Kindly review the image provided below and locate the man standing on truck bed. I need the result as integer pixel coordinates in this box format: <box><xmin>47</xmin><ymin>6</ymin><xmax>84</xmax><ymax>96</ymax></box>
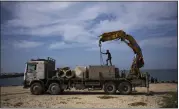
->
<box><xmin>101</xmin><ymin>50</ymin><xmax>112</xmax><ymax>66</ymax></box>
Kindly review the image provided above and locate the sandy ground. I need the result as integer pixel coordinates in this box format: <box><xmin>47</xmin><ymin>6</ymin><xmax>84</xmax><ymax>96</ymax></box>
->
<box><xmin>1</xmin><ymin>83</ymin><xmax>178</xmax><ymax>108</ymax></box>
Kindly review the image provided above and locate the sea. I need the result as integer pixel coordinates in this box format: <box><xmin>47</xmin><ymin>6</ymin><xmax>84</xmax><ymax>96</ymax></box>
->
<box><xmin>0</xmin><ymin>69</ymin><xmax>178</xmax><ymax>87</ymax></box>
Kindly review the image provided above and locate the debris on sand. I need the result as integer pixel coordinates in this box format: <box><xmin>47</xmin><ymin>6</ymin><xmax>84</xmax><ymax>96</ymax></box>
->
<box><xmin>68</xmin><ymin>97</ymin><xmax>81</xmax><ymax>99</ymax></box>
<box><xmin>97</xmin><ymin>95</ymin><xmax>117</xmax><ymax>99</ymax></box>
<box><xmin>128</xmin><ymin>102</ymin><xmax>147</xmax><ymax>106</ymax></box>
<box><xmin>59</xmin><ymin>101</ymin><xmax>67</xmax><ymax>104</ymax></box>
<box><xmin>14</xmin><ymin>102</ymin><xmax>23</xmax><ymax>107</ymax></box>
<box><xmin>160</xmin><ymin>92</ymin><xmax>178</xmax><ymax>108</ymax></box>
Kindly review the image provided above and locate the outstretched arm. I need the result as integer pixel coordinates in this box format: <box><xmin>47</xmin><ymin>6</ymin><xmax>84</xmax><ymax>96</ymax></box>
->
<box><xmin>101</xmin><ymin>51</ymin><xmax>107</xmax><ymax>54</ymax></box>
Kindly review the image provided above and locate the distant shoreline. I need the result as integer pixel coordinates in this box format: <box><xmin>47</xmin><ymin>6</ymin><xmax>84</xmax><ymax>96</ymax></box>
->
<box><xmin>0</xmin><ymin>74</ymin><xmax>24</xmax><ymax>79</ymax></box>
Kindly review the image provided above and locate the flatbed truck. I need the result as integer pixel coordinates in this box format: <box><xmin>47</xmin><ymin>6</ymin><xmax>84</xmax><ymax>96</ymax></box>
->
<box><xmin>23</xmin><ymin>57</ymin><xmax>150</xmax><ymax>95</ymax></box>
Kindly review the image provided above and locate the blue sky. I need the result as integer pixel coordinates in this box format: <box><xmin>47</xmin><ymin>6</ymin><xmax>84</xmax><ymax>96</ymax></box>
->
<box><xmin>1</xmin><ymin>2</ymin><xmax>178</xmax><ymax>73</ymax></box>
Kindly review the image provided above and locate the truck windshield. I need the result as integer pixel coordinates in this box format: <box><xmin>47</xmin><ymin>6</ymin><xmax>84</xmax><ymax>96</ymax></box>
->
<box><xmin>27</xmin><ymin>64</ymin><xmax>37</xmax><ymax>72</ymax></box>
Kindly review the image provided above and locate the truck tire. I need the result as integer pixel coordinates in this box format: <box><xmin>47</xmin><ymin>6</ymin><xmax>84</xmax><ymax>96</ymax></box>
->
<box><xmin>104</xmin><ymin>82</ymin><xmax>116</xmax><ymax>94</ymax></box>
<box><xmin>118</xmin><ymin>81</ymin><xmax>132</xmax><ymax>95</ymax></box>
<box><xmin>30</xmin><ymin>82</ymin><xmax>44</xmax><ymax>95</ymax></box>
<box><xmin>48</xmin><ymin>83</ymin><xmax>61</xmax><ymax>95</ymax></box>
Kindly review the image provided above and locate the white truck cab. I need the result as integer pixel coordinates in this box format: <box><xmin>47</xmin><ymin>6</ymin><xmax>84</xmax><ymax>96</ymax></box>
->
<box><xmin>23</xmin><ymin>57</ymin><xmax>55</xmax><ymax>89</ymax></box>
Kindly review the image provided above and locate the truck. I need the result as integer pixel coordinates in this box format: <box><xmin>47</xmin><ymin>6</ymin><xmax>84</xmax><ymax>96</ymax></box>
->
<box><xmin>23</xmin><ymin>57</ymin><xmax>150</xmax><ymax>95</ymax></box>
<box><xmin>23</xmin><ymin>30</ymin><xmax>150</xmax><ymax>95</ymax></box>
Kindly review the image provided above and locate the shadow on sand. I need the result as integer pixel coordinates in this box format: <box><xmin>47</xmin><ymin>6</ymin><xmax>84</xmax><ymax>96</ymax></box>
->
<box><xmin>43</xmin><ymin>91</ymin><xmax>176</xmax><ymax>96</ymax></box>
<box><xmin>1</xmin><ymin>90</ymin><xmax>176</xmax><ymax>96</ymax></box>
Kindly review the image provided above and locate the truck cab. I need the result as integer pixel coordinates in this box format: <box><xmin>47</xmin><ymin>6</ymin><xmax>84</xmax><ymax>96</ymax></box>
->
<box><xmin>23</xmin><ymin>57</ymin><xmax>55</xmax><ymax>92</ymax></box>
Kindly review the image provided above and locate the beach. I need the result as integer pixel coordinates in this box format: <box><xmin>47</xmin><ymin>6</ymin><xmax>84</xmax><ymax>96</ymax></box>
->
<box><xmin>1</xmin><ymin>83</ymin><xmax>177</xmax><ymax>108</ymax></box>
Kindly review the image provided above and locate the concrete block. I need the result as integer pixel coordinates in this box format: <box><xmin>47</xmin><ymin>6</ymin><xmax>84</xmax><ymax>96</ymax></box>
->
<box><xmin>88</xmin><ymin>65</ymin><xmax>116</xmax><ymax>79</ymax></box>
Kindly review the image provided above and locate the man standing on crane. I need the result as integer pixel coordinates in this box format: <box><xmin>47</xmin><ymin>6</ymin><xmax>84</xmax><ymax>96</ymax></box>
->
<box><xmin>101</xmin><ymin>50</ymin><xmax>112</xmax><ymax>66</ymax></box>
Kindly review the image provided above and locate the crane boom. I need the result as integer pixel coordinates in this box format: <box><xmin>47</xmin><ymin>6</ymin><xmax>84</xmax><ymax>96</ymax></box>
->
<box><xmin>98</xmin><ymin>30</ymin><xmax>144</xmax><ymax>78</ymax></box>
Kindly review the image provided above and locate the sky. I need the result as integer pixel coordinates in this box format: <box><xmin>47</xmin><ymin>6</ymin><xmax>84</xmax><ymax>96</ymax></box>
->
<box><xmin>1</xmin><ymin>1</ymin><xmax>178</xmax><ymax>73</ymax></box>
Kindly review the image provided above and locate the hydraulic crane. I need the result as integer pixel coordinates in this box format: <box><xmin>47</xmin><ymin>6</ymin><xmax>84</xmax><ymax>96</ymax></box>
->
<box><xmin>98</xmin><ymin>30</ymin><xmax>144</xmax><ymax>79</ymax></box>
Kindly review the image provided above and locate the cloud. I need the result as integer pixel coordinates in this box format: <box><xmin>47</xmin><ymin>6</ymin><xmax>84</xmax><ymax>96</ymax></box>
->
<box><xmin>13</xmin><ymin>40</ymin><xmax>44</xmax><ymax>48</ymax></box>
<box><xmin>49</xmin><ymin>40</ymin><xmax>98</xmax><ymax>50</ymax></box>
<box><xmin>49</xmin><ymin>42</ymin><xmax>84</xmax><ymax>49</ymax></box>
<box><xmin>140</xmin><ymin>36</ymin><xmax>177</xmax><ymax>48</ymax></box>
<box><xmin>1</xmin><ymin>2</ymin><xmax>177</xmax><ymax>50</ymax></box>
<box><xmin>90</xmin><ymin>2</ymin><xmax>177</xmax><ymax>35</ymax></box>
<box><xmin>86</xmin><ymin>40</ymin><xmax>130</xmax><ymax>51</ymax></box>
<box><xmin>86</xmin><ymin>36</ymin><xmax>177</xmax><ymax>52</ymax></box>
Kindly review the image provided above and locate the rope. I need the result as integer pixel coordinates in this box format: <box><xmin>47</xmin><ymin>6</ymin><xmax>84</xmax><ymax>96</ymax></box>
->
<box><xmin>99</xmin><ymin>44</ymin><xmax>105</xmax><ymax>66</ymax></box>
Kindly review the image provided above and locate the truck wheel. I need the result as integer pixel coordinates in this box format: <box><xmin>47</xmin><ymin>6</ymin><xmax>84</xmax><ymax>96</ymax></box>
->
<box><xmin>30</xmin><ymin>83</ymin><xmax>44</xmax><ymax>95</ymax></box>
<box><xmin>104</xmin><ymin>82</ymin><xmax>116</xmax><ymax>94</ymax></box>
<box><xmin>49</xmin><ymin>83</ymin><xmax>61</xmax><ymax>95</ymax></box>
<box><xmin>118</xmin><ymin>81</ymin><xmax>132</xmax><ymax>95</ymax></box>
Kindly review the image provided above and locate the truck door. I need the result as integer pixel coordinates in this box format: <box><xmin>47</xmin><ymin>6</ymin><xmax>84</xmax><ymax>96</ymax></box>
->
<box><xmin>36</xmin><ymin>62</ymin><xmax>45</xmax><ymax>79</ymax></box>
<box><xmin>25</xmin><ymin>63</ymin><xmax>38</xmax><ymax>81</ymax></box>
